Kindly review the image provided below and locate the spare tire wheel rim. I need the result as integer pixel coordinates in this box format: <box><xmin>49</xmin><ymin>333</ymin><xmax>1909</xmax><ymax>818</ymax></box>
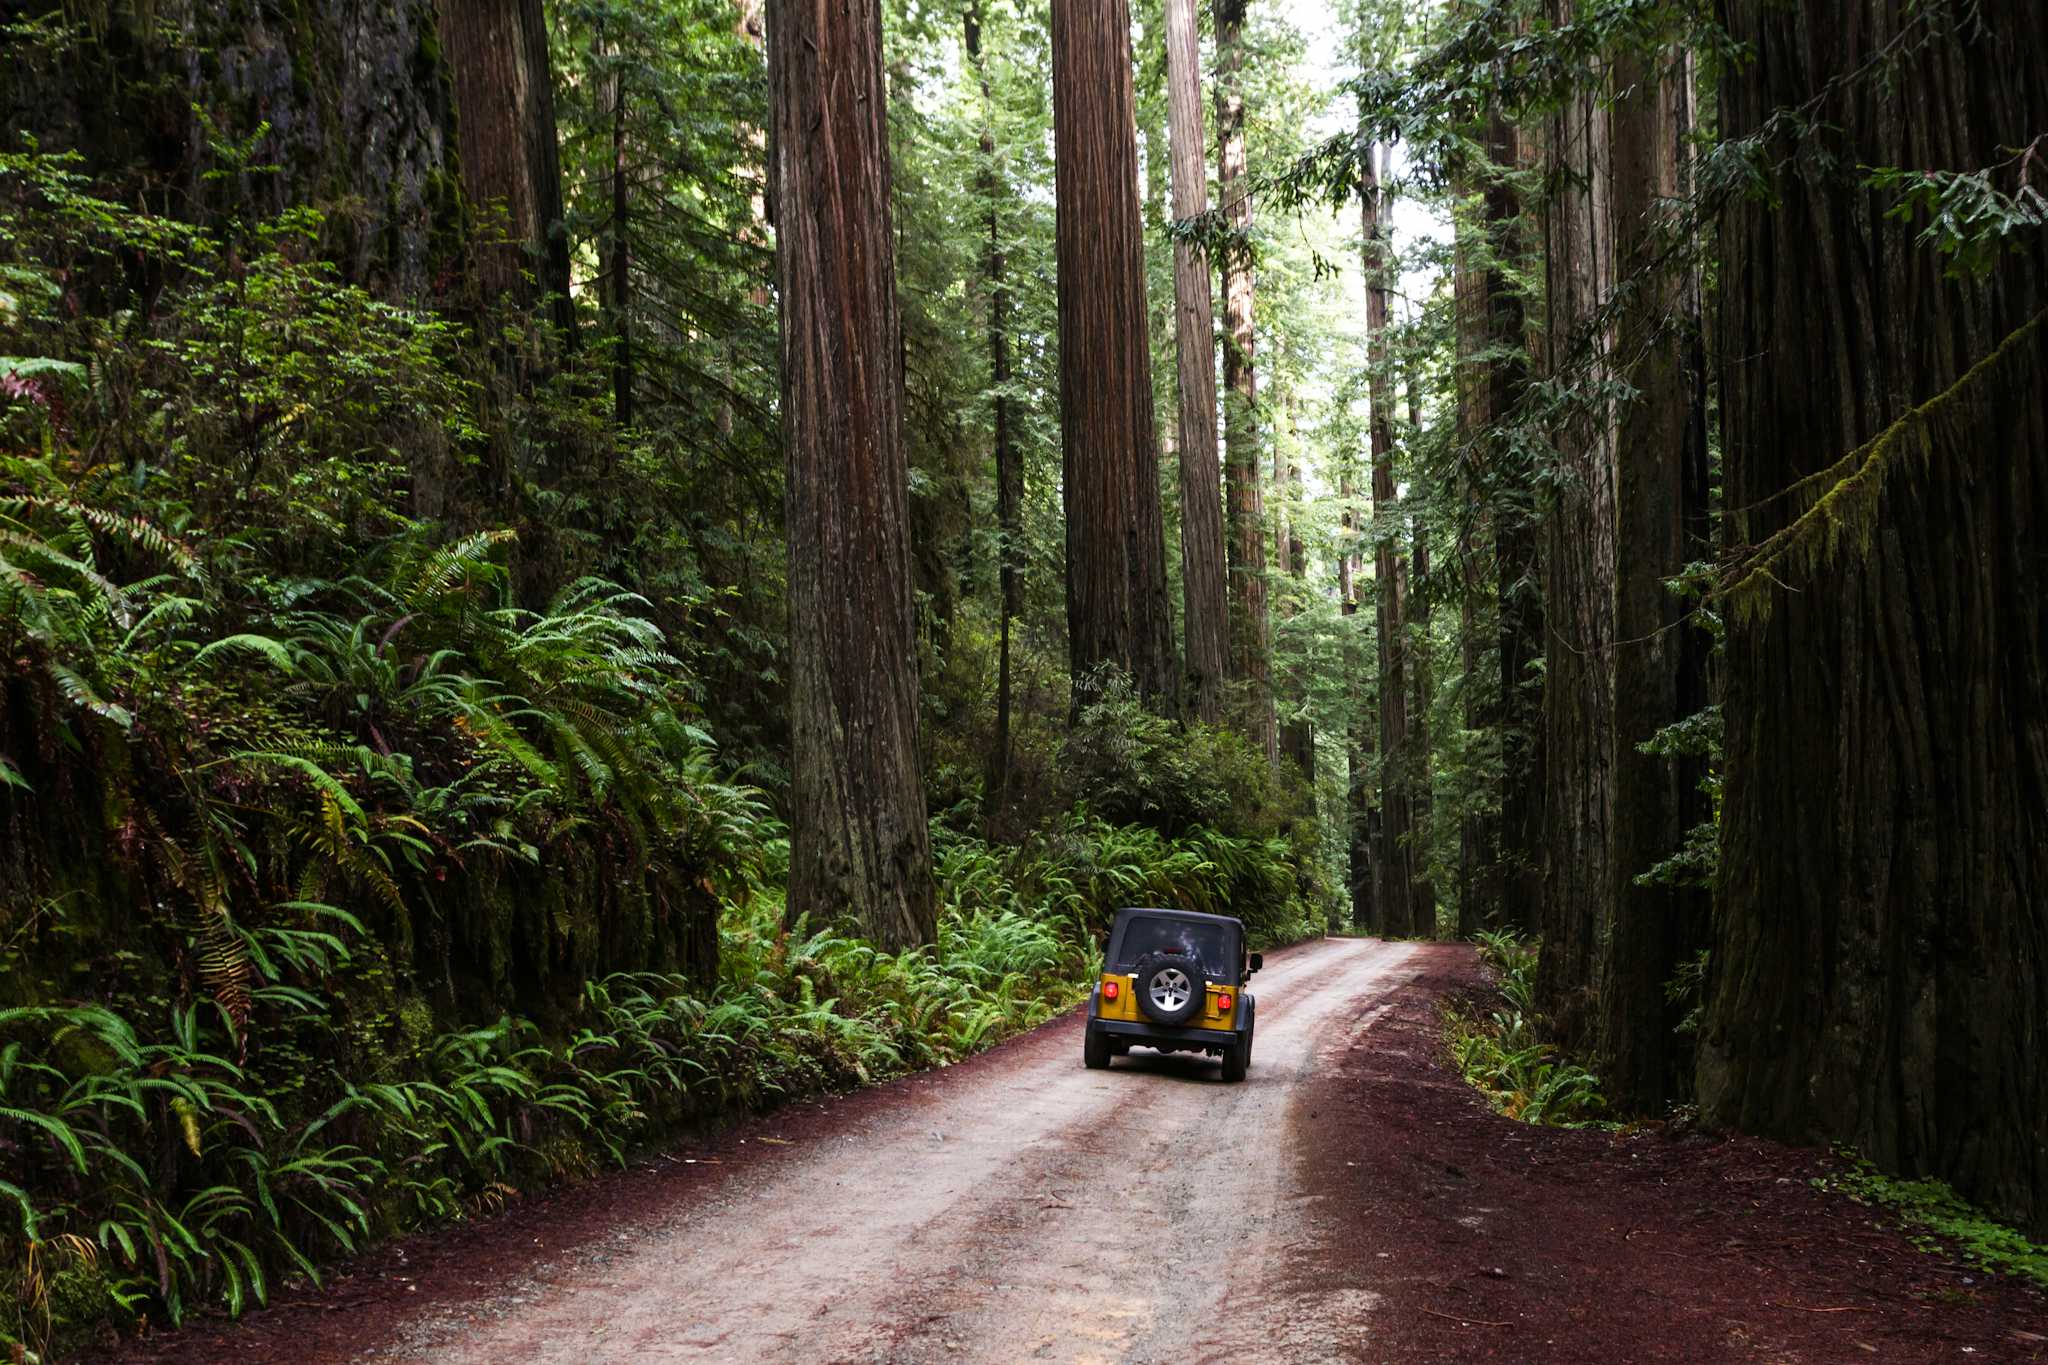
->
<box><xmin>1148</xmin><ymin>966</ymin><xmax>1193</xmax><ymax>1014</ymax></box>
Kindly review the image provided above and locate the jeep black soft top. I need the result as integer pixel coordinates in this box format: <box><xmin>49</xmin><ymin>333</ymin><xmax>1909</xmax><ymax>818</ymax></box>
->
<box><xmin>1103</xmin><ymin>907</ymin><xmax>1246</xmax><ymax>985</ymax></box>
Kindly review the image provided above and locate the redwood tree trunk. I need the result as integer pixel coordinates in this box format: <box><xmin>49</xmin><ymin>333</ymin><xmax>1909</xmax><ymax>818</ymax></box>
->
<box><xmin>964</xmin><ymin>4</ymin><xmax>1021</xmax><ymax>825</ymax></box>
<box><xmin>437</xmin><ymin>0</ymin><xmax>574</xmax><ymax>339</ymax></box>
<box><xmin>607</xmin><ymin>35</ymin><xmax>632</xmax><ymax>427</ymax></box>
<box><xmin>1164</xmin><ymin>0</ymin><xmax>1228</xmax><ymax>726</ymax></box>
<box><xmin>1490</xmin><ymin>111</ymin><xmax>1544</xmax><ymax>939</ymax></box>
<box><xmin>1452</xmin><ymin>193</ymin><xmax>1498</xmax><ymax>938</ymax></box>
<box><xmin>1700</xmin><ymin>0</ymin><xmax>2048</xmax><ymax>1233</ymax></box>
<box><xmin>1536</xmin><ymin>16</ymin><xmax>1614</xmax><ymax>1037</ymax></box>
<box><xmin>1278</xmin><ymin>393</ymin><xmax>1315</xmax><ymax>780</ymax></box>
<box><xmin>1365</xmin><ymin>143</ymin><xmax>1416</xmax><ymax>937</ymax></box>
<box><xmin>1215</xmin><ymin>0</ymin><xmax>1277</xmax><ymax>763</ymax></box>
<box><xmin>768</xmin><ymin>0</ymin><xmax>936</xmax><ymax>951</ymax></box>
<box><xmin>1408</xmin><ymin>375</ymin><xmax>1437</xmax><ymax>937</ymax></box>
<box><xmin>1052</xmin><ymin>0</ymin><xmax>1177</xmax><ymax>705</ymax></box>
<box><xmin>1598</xmin><ymin>46</ymin><xmax>1708</xmax><ymax>1111</ymax></box>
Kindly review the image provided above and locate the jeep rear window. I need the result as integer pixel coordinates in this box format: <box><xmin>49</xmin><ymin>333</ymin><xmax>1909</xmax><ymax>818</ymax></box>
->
<box><xmin>1113</xmin><ymin>918</ymin><xmax>1236</xmax><ymax>980</ymax></box>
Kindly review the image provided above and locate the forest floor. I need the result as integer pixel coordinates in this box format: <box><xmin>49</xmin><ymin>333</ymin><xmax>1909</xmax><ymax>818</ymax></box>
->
<box><xmin>87</xmin><ymin>940</ymin><xmax>2047</xmax><ymax>1364</ymax></box>
<box><xmin>1287</xmin><ymin>943</ymin><xmax>2048</xmax><ymax>1363</ymax></box>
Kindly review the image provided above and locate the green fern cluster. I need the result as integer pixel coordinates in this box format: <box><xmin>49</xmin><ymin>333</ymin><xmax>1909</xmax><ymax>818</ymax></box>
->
<box><xmin>1445</xmin><ymin>931</ymin><xmax>1607</xmax><ymax>1126</ymax></box>
<box><xmin>0</xmin><ymin>807</ymin><xmax>1288</xmax><ymax>1354</ymax></box>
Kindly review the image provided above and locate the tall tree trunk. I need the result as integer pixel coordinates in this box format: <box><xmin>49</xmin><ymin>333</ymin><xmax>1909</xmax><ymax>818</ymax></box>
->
<box><xmin>1490</xmin><ymin>112</ymin><xmax>1544</xmax><ymax>940</ymax></box>
<box><xmin>964</xmin><ymin>4</ymin><xmax>1021</xmax><ymax>827</ymax></box>
<box><xmin>1535</xmin><ymin>11</ymin><xmax>1615</xmax><ymax>1038</ymax></box>
<box><xmin>1700</xmin><ymin>0</ymin><xmax>2048</xmax><ymax>1233</ymax></box>
<box><xmin>437</xmin><ymin>0</ymin><xmax>574</xmax><ymax>340</ymax></box>
<box><xmin>767</xmin><ymin>0</ymin><xmax>935</xmax><ymax>951</ymax></box>
<box><xmin>1408</xmin><ymin>374</ymin><xmax>1437</xmax><ymax>938</ymax></box>
<box><xmin>1277</xmin><ymin>390</ymin><xmax>1315</xmax><ymax>780</ymax></box>
<box><xmin>1597</xmin><ymin>46</ymin><xmax>1708</xmax><ymax>1111</ymax></box>
<box><xmin>1452</xmin><ymin>193</ymin><xmax>1499</xmax><ymax>938</ymax></box>
<box><xmin>606</xmin><ymin>33</ymin><xmax>632</xmax><ymax>427</ymax></box>
<box><xmin>1163</xmin><ymin>0</ymin><xmax>1228</xmax><ymax>726</ymax></box>
<box><xmin>1343</xmin><ymin>434</ymin><xmax>1372</xmax><ymax>928</ymax></box>
<box><xmin>1215</xmin><ymin>0</ymin><xmax>1277</xmax><ymax>764</ymax></box>
<box><xmin>1052</xmin><ymin>0</ymin><xmax>1178</xmax><ymax>706</ymax></box>
<box><xmin>1365</xmin><ymin>143</ymin><xmax>1416</xmax><ymax>937</ymax></box>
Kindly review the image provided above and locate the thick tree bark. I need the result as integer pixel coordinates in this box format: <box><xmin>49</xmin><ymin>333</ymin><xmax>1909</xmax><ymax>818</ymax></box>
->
<box><xmin>1052</xmin><ymin>0</ymin><xmax>1177</xmax><ymax>706</ymax></box>
<box><xmin>437</xmin><ymin>0</ymin><xmax>574</xmax><ymax>339</ymax></box>
<box><xmin>768</xmin><ymin>0</ymin><xmax>935</xmax><ymax>951</ymax></box>
<box><xmin>1700</xmin><ymin>0</ymin><xmax>2048</xmax><ymax>1233</ymax></box>
<box><xmin>1214</xmin><ymin>0</ymin><xmax>1277</xmax><ymax>764</ymax></box>
<box><xmin>1163</xmin><ymin>0</ymin><xmax>1229</xmax><ymax>726</ymax></box>
<box><xmin>1535</xmin><ymin>14</ymin><xmax>1614</xmax><ymax>1038</ymax></box>
<box><xmin>963</xmin><ymin>4</ymin><xmax>1021</xmax><ymax>825</ymax></box>
<box><xmin>1597</xmin><ymin>46</ymin><xmax>1708</xmax><ymax>1111</ymax></box>
<box><xmin>1364</xmin><ymin>143</ymin><xmax>1417</xmax><ymax>937</ymax></box>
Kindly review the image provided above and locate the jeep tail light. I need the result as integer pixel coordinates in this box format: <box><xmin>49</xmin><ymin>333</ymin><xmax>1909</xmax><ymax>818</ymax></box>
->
<box><xmin>1103</xmin><ymin>979</ymin><xmax>1120</xmax><ymax>1001</ymax></box>
<box><xmin>1216</xmin><ymin>991</ymin><xmax>1234</xmax><ymax>1013</ymax></box>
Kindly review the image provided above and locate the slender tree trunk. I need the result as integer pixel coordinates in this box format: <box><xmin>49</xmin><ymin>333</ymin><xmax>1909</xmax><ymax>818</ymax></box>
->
<box><xmin>1598</xmin><ymin>46</ymin><xmax>1707</xmax><ymax>1111</ymax></box>
<box><xmin>1364</xmin><ymin>143</ymin><xmax>1415</xmax><ymax>937</ymax></box>
<box><xmin>1700</xmin><ymin>0</ymin><xmax>2048</xmax><ymax>1233</ymax></box>
<box><xmin>1408</xmin><ymin>374</ymin><xmax>1437</xmax><ymax>938</ymax></box>
<box><xmin>1052</xmin><ymin>0</ymin><xmax>1177</xmax><ymax>707</ymax></box>
<box><xmin>1276</xmin><ymin>389</ymin><xmax>1315</xmax><ymax>780</ymax></box>
<box><xmin>767</xmin><ymin>0</ymin><xmax>935</xmax><ymax>951</ymax></box>
<box><xmin>1214</xmin><ymin>0</ymin><xmax>1277</xmax><ymax>764</ymax></box>
<box><xmin>1536</xmin><ymin>11</ymin><xmax>1615</xmax><ymax>1038</ymax></box>
<box><xmin>1163</xmin><ymin>0</ymin><xmax>1228</xmax><ymax>726</ymax></box>
<box><xmin>436</xmin><ymin>0</ymin><xmax>574</xmax><ymax>340</ymax></box>
<box><xmin>963</xmin><ymin>5</ymin><xmax>1021</xmax><ymax>826</ymax></box>
<box><xmin>606</xmin><ymin>35</ymin><xmax>632</xmax><ymax>427</ymax></box>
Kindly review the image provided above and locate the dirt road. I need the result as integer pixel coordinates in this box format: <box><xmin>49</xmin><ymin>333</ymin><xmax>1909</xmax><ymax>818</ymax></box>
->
<box><xmin>327</xmin><ymin>936</ymin><xmax>1418</xmax><ymax>1363</ymax></box>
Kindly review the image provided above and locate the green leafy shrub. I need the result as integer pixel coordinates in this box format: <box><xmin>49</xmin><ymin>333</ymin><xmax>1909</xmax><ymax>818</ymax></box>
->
<box><xmin>1060</xmin><ymin>670</ymin><xmax>1294</xmax><ymax>838</ymax></box>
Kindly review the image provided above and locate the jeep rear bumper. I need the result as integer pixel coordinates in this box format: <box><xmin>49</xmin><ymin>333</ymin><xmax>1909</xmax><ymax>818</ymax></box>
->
<box><xmin>1092</xmin><ymin>1018</ymin><xmax>1239</xmax><ymax>1048</ymax></box>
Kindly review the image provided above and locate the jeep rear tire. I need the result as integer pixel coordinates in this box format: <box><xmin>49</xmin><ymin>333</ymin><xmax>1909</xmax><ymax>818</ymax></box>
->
<box><xmin>1083</xmin><ymin>1023</ymin><xmax>1112</xmax><ymax>1070</ymax></box>
<box><xmin>1220</xmin><ymin>1035</ymin><xmax>1248</xmax><ymax>1082</ymax></box>
<box><xmin>1132</xmin><ymin>951</ymin><xmax>1206</xmax><ymax>1027</ymax></box>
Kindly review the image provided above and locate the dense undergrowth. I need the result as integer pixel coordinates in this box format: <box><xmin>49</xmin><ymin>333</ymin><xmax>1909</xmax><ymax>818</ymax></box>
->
<box><xmin>1</xmin><ymin>813</ymin><xmax>1313</xmax><ymax>1357</ymax></box>
<box><xmin>1443</xmin><ymin>931</ymin><xmax>1607</xmax><ymax>1127</ymax></box>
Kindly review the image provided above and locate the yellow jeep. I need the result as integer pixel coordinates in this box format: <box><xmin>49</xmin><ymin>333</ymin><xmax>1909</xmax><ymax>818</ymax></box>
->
<box><xmin>1083</xmin><ymin>907</ymin><xmax>1261</xmax><ymax>1081</ymax></box>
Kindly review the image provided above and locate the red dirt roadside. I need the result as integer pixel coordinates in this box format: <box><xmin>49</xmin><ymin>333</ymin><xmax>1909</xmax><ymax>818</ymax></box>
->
<box><xmin>1284</xmin><ymin>942</ymin><xmax>2048</xmax><ymax>1363</ymax></box>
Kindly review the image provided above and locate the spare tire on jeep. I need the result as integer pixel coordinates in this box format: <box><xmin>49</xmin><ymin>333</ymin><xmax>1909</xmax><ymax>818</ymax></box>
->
<box><xmin>1131</xmin><ymin>950</ymin><xmax>1206</xmax><ymax>1026</ymax></box>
